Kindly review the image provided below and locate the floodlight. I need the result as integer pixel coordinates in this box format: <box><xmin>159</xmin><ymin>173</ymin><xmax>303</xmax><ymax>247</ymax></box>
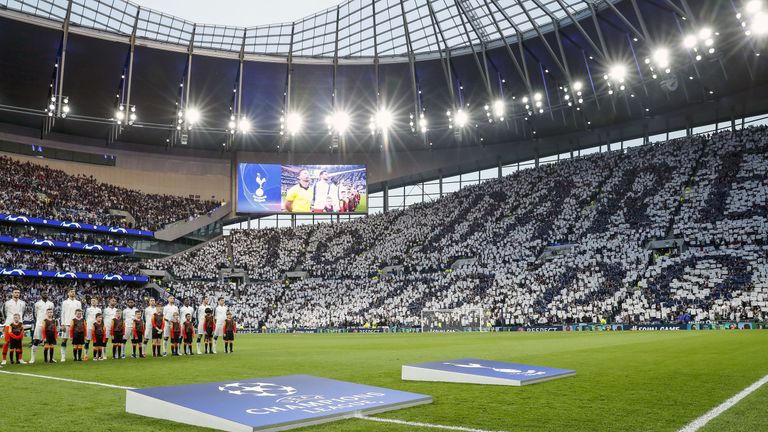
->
<box><xmin>326</xmin><ymin>111</ymin><xmax>351</xmax><ymax>135</ymax></box>
<box><xmin>652</xmin><ymin>48</ymin><xmax>671</xmax><ymax>69</ymax></box>
<box><xmin>493</xmin><ymin>99</ymin><xmax>504</xmax><ymax>118</ymax></box>
<box><xmin>455</xmin><ymin>109</ymin><xmax>469</xmax><ymax>128</ymax></box>
<box><xmin>286</xmin><ymin>112</ymin><xmax>303</xmax><ymax>135</ymax></box>
<box><xmin>185</xmin><ymin>108</ymin><xmax>201</xmax><ymax>125</ymax></box>
<box><xmin>608</xmin><ymin>64</ymin><xmax>627</xmax><ymax>83</ymax></box>
<box><xmin>683</xmin><ymin>34</ymin><xmax>697</xmax><ymax>48</ymax></box>
<box><xmin>418</xmin><ymin>114</ymin><xmax>427</xmax><ymax>133</ymax></box>
<box><xmin>238</xmin><ymin>117</ymin><xmax>251</xmax><ymax>133</ymax></box>
<box><xmin>374</xmin><ymin>109</ymin><xmax>394</xmax><ymax>131</ymax></box>
<box><xmin>753</xmin><ymin>11</ymin><xmax>768</xmax><ymax>35</ymax></box>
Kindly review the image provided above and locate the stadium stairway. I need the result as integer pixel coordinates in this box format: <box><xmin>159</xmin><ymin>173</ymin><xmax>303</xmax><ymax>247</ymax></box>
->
<box><xmin>154</xmin><ymin>202</ymin><xmax>231</xmax><ymax>241</ymax></box>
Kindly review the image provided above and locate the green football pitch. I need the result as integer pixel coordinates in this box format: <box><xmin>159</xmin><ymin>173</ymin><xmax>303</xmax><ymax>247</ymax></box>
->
<box><xmin>1</xmin><ymin>331</ymin><xmax>767</xmax><ymax>432</ymax></box>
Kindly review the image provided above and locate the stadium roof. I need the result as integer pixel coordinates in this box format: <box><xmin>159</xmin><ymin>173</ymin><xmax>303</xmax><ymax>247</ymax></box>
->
<box><xmin>0</xmin><ymin>0</ymin><xmax>597</xmax><ymax>60</ymax></box>
<box><xmin>1</xmin><ymin>0</ymin><xmax>768</xmax><ymax>182</ymax></box>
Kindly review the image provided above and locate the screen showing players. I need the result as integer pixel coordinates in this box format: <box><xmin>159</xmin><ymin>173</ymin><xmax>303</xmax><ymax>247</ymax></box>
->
<box><xmin>237</xmin><ymin>163</ymin><xmax>367</xmax><ymax>214</ymax></box>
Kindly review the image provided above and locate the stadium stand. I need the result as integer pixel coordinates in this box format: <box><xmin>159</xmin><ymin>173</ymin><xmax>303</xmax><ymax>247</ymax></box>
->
<box><xmin>150</xmin><ymin>127</ymin><xmax>768</xmax><ymax>329</ymax></box>
<box><xmin>0</xmin><ymin>246</ymin><xmax>140</xmax><ymax>274</ymax></box>
<box><xmin>0</xmin><ymin>155</ymin><xmax>221</xmax><ymax>231</ymax></box>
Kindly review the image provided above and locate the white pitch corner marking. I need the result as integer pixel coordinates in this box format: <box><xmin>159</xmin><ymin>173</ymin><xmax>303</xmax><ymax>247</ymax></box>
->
<box><xmin>0</xmin><ymin>370</ymin><xmax>137</xmax><ymax>390</ymax></box>
<box><xmin>678</xmin><ymin>373</ymin><xmax>768</xmax><ymax>432</ymax></box>
<box><xmin>358</xmin><ymin>414</ymin><xmax>509</xmax><ymax>432</ymax></box>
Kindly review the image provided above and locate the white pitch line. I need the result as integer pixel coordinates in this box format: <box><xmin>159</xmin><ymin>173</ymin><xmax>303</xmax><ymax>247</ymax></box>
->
<box><xmin>678</xmin><ymin>373</ymin><xmax>768</xmax><ymax>432</ymax></box>
<box><xmin>0</xmin><ymin>370</ymin><xmax>136</xmax><ymax>390</ymax></box>
<box><xmin>358</xmin><ymin>415</ymin><xmax>508</xmax><ymax>432</ymax></box>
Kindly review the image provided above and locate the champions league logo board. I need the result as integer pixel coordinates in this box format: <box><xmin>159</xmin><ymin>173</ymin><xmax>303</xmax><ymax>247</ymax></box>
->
<box><xmin>126</xmin><ymin>374</ymin><xmax>432</xmax><ymax>432</ymax></box>
<box><xmin>402</xmin><ymin>358</ymin><xmax>575</xmax><ymax>386</ymax></box>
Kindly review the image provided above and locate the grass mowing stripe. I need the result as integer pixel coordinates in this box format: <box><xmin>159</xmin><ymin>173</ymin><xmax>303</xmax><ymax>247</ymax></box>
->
<box><xmin>0</xmin><ymin>369</ymin><xmax>136</xmax><ymax>390</ymax></box>
<box><xmin>358</xmin><ymin>415</ymin><xmax>508</xmax><ymax>432</ymax></box>
<box><xmin>678</xmin><ymin>373</ymin><xmax>768</xmax><ymax>432</ymax></box>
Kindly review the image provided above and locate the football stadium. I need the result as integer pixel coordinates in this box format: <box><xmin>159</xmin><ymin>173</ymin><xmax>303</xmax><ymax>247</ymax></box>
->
<box><xmin>1</xmin><ymin>0</ymin><xmax>768</xmax><ymax>431</ymax></box>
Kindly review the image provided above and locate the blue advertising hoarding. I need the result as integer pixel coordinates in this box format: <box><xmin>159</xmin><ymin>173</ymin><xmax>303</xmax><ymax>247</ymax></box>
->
<box><xmin>126</xmin><ymin>374</ymin><xmax>431</xmax><ymax>432</ymax></box>
<box><xmin>0</xmin><ymin>268</ymin><xmax>147</xmax><ymax>283</ymax></box>
<box><xmin>0</xmin><ymin>214</ymin><xmax>154</xmax><ymax>238</ymax></box>
<box><xmin>237</xmin><ymin>163</ymin><xmax>367</xmax><ymax>214</ymax></box>
<box><xmin>0</xmin><ymin>235</ymin><xmax>133</xmax><ymax>254</ymax></box>
<box><xmin>402</xmin><ymin>358</ymin><xmax>575</xmax><ymax>386</ymax></box>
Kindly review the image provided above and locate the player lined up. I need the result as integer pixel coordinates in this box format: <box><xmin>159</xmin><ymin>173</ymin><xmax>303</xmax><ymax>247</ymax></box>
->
<box><xmin>1</xmin><ymin>289</ymin><xmax>237</xmax><ymax>366</ymax></box>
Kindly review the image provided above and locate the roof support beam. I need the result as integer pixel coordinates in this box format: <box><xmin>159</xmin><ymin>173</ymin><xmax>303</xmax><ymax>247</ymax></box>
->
<box><xmin>585</xmin><ymin>1</ymin><xmax>609</xmax><ymax>59</ymax></box>
<box><xmin>237</xmin><ymin>30</ymin><xmax>246</xmax><ymax>118</ymax></box>
<box><xmin>629</xmin><ymin>0</ymin><xmax>651</xmax><ymax>42</ymax></box>
<box><xmin>372</xmin><ymin>0</ymin><xmax>380</xmax><ymax>108</ymax></box>
<box><xmin>124</xmin><ymin>7</ymin><xmax>139</xmax><ymax>123</ymax></box>
<box><xmin>285</xmin><ymin>23</ymin><xmax>295</xmax><ymax>115</ymax></box>
<box><xmin>332</xmin><ymin>5</ymin><xmax>340</xmax><ymax>110</ymax></box>
<box><xmin>531</xmin><ymin>0</ymin><xmax>573</xmax><ymax>83</ymax></box>
<box><xmin>552</xmin><ymin>0</ymin><xmax>606</xmax><ymax>61</ymax></box>
<box><xmin>56</xmin><ymin>0</ymin><xmax>73</xmax><ymax>117</ymax></box>
<box><xmin>426</xmin><ymin>0</ymin><xmax>456</xmax><ymax>105</ymax></box>
<box><xmin>184</xmin><ymin>25</ymin><xmax>195</xmax><ymax>120</ymax></box>
<box><xmin>487</xmin><ymin>0</ymin><xmax>534</xmax><ymax>93</ymax></box>
<box><xmin>514</xmin><ymin>0</ymin><xmax>568</xmax><ymax>79</ymax></box>
<box><xmin>399</xmin><ymin>0</ymin><xmax>421</xmax><ymax>126</ymax></box>
<box><xmin>481</xmin><ymin>0</ymin><xmax>532</xmax><ymax>94</ymax></box>
<box><xmin>603</xmin><ymin>0</ymin><xmax>646</xmax><ymax>42</ymax></box>
<box><xmin>453</xmin><ymin>0</ymin><xmax>493</xmax><ymax>99</ymax></box>
<box><xmin>661</xmin><ymin>0</ymin><xmax>690</xmax><ymax>20</ymax></box>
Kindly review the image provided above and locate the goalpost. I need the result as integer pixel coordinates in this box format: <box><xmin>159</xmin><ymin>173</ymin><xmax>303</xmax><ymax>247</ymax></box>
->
<box><xmin>420</xmin><ymin>308</ymin><xmax>490</xmax><ymax>332</ymax></box>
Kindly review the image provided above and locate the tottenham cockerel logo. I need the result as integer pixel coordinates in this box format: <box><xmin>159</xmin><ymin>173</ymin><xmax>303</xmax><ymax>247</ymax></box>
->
<box><xmin>218</xmin><ymin>382</ymin><xmax>297</xmax><ymax>397</ymax></box>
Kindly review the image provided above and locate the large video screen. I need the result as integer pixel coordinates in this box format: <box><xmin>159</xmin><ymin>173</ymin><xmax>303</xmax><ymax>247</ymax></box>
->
<box><xmin>237</xmin><ymin>163</ymin><xmax>367</xmax><ymax>214</ymax></box>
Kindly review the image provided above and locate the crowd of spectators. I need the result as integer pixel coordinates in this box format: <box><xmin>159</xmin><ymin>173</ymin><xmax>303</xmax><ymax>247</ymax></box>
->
<box><xmin>6</xmin><ymin>127</ymin><xmax>768</xmax><ymax>329</ymax></box>
<box><xmin>146</xmin><ymin>127</ymin><xmax>768</xmax><ymax>328</ymax></box>
<box><xmin>0</xmin><ymin>224</ymin><xmax>130</xmax><ymax>247</ymax></box>
<box><xmin>0</xmin><ymin>155</ymin><xmax>221</xmax><ymax>231</ymax></box>
<box><xmin>0</xmin><ymin>246</ymin><xmax>140</xmax><ymax>274</ymax></box>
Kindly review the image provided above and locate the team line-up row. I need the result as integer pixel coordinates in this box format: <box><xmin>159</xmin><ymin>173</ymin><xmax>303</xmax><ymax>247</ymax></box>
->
<box><xmin>1</xmin><ymin>288</ymin><xmax>237</xmax><ymax>366</ymax></box>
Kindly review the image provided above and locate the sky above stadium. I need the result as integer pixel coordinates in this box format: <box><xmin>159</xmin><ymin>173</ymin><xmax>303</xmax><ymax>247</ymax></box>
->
<box><xmin>132</xmin><ymin>0</ymin><xmax>341</xmax><ymax>26</ymax></box>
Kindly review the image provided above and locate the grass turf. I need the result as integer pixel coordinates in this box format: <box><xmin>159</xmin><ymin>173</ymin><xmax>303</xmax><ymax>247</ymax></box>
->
<box><xmin>1</xmin><ymin>331</ymin><xmax>767</xmax><ymax>432</ymax></box>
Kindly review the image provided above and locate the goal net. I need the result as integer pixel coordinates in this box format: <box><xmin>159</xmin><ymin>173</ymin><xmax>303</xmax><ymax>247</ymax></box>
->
<box><xmin>421</xmin><ymin>308</ymin><xmax>489</xmax><ymax>332</ymax></box>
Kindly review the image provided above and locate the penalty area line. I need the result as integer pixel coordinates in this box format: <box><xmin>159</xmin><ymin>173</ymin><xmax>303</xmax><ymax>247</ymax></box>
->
<box><xmin>0</xmin><ymin>370</ymin><xmax>136</xmax><ymax>390</ymax></box>
<box><xmin>678</xmin><ymin>373</ymin><xmax>768</xmax><ymax>432</ymax></box>
<box><xmin>358</xmin><ymin>415</ymin><xmax>508</xmax><ymax>432</ymax></box>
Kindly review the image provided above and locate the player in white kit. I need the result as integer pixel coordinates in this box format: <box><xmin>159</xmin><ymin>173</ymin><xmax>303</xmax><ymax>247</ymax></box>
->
<box><xmin>162</xmin><ymin>296</ymin><xmax>179</xmax><ymax>356</ymax></box>
<box><xmin>59</xmin><ymin>289</ymin><xmax>82</xmax><ymax>362</ymax></box>
<box><xmin>30</xmin><ymin>292</ymin><xmax>54</xmax><ymax>364</ymax></box>
<box><xmin>103</xmin><ymin>297</ymin><xmax>118</xmax><ymax>336</ymax></box>
<box><xmin>196</xmin><ymin>296</ymin><xmax>211</xmax><ymax>354</ymax></box>
<box><xmin>122</xmin><ymin>298</ymin><xmax>138</xmax><ymax>358</ymax></box>
<box><xmin>142</xmin><ymin>298</ymin><xmax>156</xmax><ymax>353</ymax></box>
<box><xmin>2</xmin><ymin>287</ymin><xmax>26</xmax><ymax>366</ymax></box>
<box><xmin>213</xmin><ymin>297</ymin><xmax>228</xmax><ymax>354</ymax></box>
<box><xmin>84</xmin><ymin>297</ymin><xmax>101</xmax><ymax>361</ymax></box>
<box><xmin>179</xmin><ymin>297</ymin><xmax>194</xmax><ymax>355</ymax></box>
